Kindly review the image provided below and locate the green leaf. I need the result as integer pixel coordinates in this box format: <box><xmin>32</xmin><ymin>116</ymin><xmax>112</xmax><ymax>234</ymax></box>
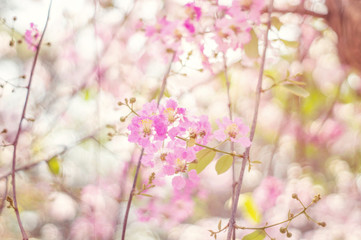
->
<box><xmin>282</xmin><ymin>84</ymin><xmax>310</xmax><ymax>98</ymax></box>
<box><xmin>215</xmin><ymin>155</ymin><xmax>233</xmax><ymax>175</ymax></box>
<box><xmin>264</xmin><ymin>69</ymin><xmax>282</xmax><ymax>82</ymax></box>
<box><xmin>242</xmin><ymin>230</ymin><xmax>266</xmax><ymax>240</ymax></box>
<box><xmin>140</xmin><ymin>193</ymin><xmax>153</xmax><ymax>197</ymax></box>
<box><xmin>244</xmin><ymin>29</ymin><xmax>259</xmax><ymax>58</ymax></box>
<box><xmin>271</xmin><ymin>17</ymin><xmax>282</xmax><ymax>30</ymax></box>
<box><xmin>281</xmin><ymin>39</ymin><xmax>299</xmax><ymax>48</ymax></box>
<box><xmin>47</xmin><ymin>156</ymin><xmax>60</xmax><ymax>175</ymax></box>
<box><xmin>243</xmin><ymin>195</ymin><xmax>262</xmax><ymax>223</ymax></box>
<box><xmin>188</xmin><ymin>149</ymin><xmax>216</xmax><ymax>174</ymax></box>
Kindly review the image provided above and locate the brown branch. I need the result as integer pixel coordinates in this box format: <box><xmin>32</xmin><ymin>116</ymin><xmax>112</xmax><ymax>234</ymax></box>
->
<box><xmin>226</xmin><ymin>1</ymin><xmax>274</xmax><ymax>239</ymax></box>
<box><xmin>157</xmin><ymin>52</ymin><xmax>176</xmax><ymax>106</ymax></box>
<box><xmin>10</xmin><ymin>1</ymin><xmax>53</xmax><ymax>239</ymax></box>
<box><xmin>269</xmin><ymin>7</ymin><xmax>326</xmax><ymax>19</ymax></box>
<box><xmin>121</xmin><ymin>148</ymin><xmax>144</xmax><ymax>240</ymax></box>
<box><xmin>222</xmin><ymin>56</ymin><xmax>236</xmax><ymax>239</ymax></box>
<box><xmin>1</xmin><ymin>134</ymin><xmax>94</xmax><ymax>181</ymax></box>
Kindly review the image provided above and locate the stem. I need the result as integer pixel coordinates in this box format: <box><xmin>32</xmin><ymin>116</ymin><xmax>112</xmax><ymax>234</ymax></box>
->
<box><xmin>10</xmin><ymin>1</ymin><xmax>52</xmax><ymax>239</ymax></box>
<box><xmin>1</xmin><ymin>133</ymin><xmax>96</xmax><ymax>181</ymax></box>
<box><xmin>176</xmin><ymin>136</ymin><xmax>243</xmax><ymax>158</ymax></box>
<box><xmin>226</xmin><ymin>1</ymin><xmax>274</xmax><ymax>239</ymax></box>
<box><xmin>121</xmin><ymin>148</ymin><xmax>144</xmax><ymax>240</ymax></box>
<box><xmin>157</xmin><ymin>52</ymin><xmax>176</xmax><ymax>107</ymax></box>
<box><xmin>222</xmin><ymin>55</ymin><xmax>236</xmax><ymax>236</ymax></box>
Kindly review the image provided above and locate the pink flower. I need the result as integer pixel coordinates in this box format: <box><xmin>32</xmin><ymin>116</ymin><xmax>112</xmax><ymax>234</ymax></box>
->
<box><xmin>185</xmin><ymin>3</ymin><xmax>202</xmax><ymax>21</ymax></box>
<box><xmin>253</xmin><ymin>176</ymin><xmax>284</xmax><ymax>211</ymax></box>
<box><xmin>128</xmin><ymin>115</ymin><xmax>165</xmax><ymax>147</ymax></box>
<box><xmin>172</xmin><ymin>175</ymin><xmax>186</xmax><ymax>190</ymax></box>
<box><xmin>188</xmin><ymin>169</ymin><xmax>200</xmax><ymax>184</ymax></box>
<box><xmin>183</xmin><ymin>19</ymin><xmax>195</xmax><ymax>34</ymax></box>
<box><xmin>24</xmin><ymin>22</ymin><xmax>40</xmax><ymax>52</ymax></box>
<box><xmin>214</xmin><ymin>117</ymin><xmax>251</xmax><ymax>147</ymax></box>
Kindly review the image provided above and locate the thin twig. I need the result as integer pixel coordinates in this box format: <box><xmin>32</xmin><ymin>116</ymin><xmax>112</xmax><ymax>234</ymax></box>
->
<box><xmin>265</xmin><ymin>7</ymin><xmax>326</xmax><ymax>19</ymax></box>
<box><xmin>226</xmin><ymin>1</ymin><xmax>274</xmax><ymax>239</ymax></box>
<box><xmin>10</xmin><ymin>1</ymin><xmax>53</xmax><ymax>239</ymax></box>
<box><xmin>121</xmin><ymin>149</ymin><xmax>145</xmax><ymax>240</ymax></box>
<box><xmin>222</xmin><ymin>55</ymin><xmax>236</xmax><ymax>230</ymax></box>
<box><xmin>1</xmin><ymin>134</ymin><xmax>95</xmax><ymax>181</ymax></box>
<box><xmin>157</xmin><ymin>52</ymin><xmax>176</xmax><ymax>106</ymax></box>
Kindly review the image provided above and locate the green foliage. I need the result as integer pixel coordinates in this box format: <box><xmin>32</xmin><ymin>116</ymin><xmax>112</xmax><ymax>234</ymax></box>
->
<box><xmin>215</xmin><ymin>155</ymin><xmax>233</xmax><ymax>175</ymax></box>
<box><xmin>271</xmin><ymin>17</ymin><xmax>282</xmax><ymax>30</ymax></box>
<box><xmin>244</xmin><ymin>29</ymin><xmax>259</xmax><ymax>58</ymax></box>
<box><xmin>188</xmin><ymin>149</ymin><xmax>216</xmax><ymax>174</ymax></box>
<box><xmin>47</xmin><ymin>156</ymin><xmax>60</xmax><ymax>175</ymax></box>
<box><xmin>282</xmin><ymin>84</ymin><xmax>310</xmax><ymax>98</ymax></box>
<box><xmin>242</xmin><ymin>230</ymin><xmax>266</xmax><ymax>240</ymax></box>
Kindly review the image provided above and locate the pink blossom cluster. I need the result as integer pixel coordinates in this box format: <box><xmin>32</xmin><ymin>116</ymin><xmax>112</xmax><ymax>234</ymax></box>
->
<box><xmin>24</xmin><ymin>22</ymin><xmax>40</xmax><ymax>52</ymax></box>
<box><xmin>140</xmin><ymin>0</ymin><xmax>264</xmax><ymax>71</ymax></box>
<box><xmin>127</xmin><ymin>98</ymin><xmax>251</xmax><ymax>223</ymax></box>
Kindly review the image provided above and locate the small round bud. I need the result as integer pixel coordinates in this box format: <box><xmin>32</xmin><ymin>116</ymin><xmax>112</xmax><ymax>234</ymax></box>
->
<box><xmin>280</xmin><ymin>227</ymin><xmax>287</xmax><ymax>234</ymax></box>
<box><xmin>13</xmin><ymin>16</ymin><xmax>17</xmax><ymax>21</ymax></box>
<box><xmin>117</xmin><ymin>101</ymin><xmax>124</xmax><ymax>106</ymax></box>
<box><xmin>129</xmin><ymin>97</ymin><xmax>136</xmax><ymax>104</ymax></box>
<box><xmin>17</xmin><ymin>39</ymin><xmax>22</xmax><ymax>44</ymax></box>
<box><xmin>318</xmin><ymin>222</ymin><xmax>326</xmax><ymax>227</ymax></box>
<box><xmin>286</xmin><ymin>232</ymin><xmax>292</xmax><ymax>238</ymax></box>
<box><xmin>292</xmin><ymin>193</ymin><xmax>298</xmax><ymax>199</ymax></box>
<box><xmin>9</xmin><ymin>40</ymin><xmax>14</xmax><ymax>46</ymax></box>
<box><xmin>120</xmin><ymin>117</ymin><xmax>126</xmax><ymax>122</ymax></box>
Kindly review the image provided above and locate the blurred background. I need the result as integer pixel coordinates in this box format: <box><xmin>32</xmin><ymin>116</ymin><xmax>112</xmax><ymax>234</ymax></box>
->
<box><xmin>0</xmin><ymin>0</ymin><xmax>360</xmax><ymax>239</ymax></box>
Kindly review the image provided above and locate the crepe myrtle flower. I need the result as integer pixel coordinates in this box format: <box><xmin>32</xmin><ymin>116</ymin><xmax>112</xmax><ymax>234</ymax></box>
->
<box><xmin>214</xmin><ymin>117</ymin><xmax>251</xmax><ymax>147</ymax></box>
<box><xmin>128</xmin><ymin>115</ymin><xmax>167</xmax><ymax>147</ymax></box>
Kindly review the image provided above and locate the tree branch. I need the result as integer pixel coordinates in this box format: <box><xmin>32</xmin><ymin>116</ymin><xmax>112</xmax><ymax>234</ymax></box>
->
<box><xmin>226</xmin><ymin>1</ymin><xmax>274</xmax><ymax>239</ymax></box>
<box><xmin>10</xmin><ymin>1</ymin><xmax>53</xmax><ymax>239</ymax></box>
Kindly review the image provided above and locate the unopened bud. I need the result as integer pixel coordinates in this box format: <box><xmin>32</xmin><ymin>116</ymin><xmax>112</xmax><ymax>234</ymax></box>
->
<box><xmin>292</xmin><ymin>193</ymin><xmax>298</xmax><ymax>199</ymax></box>
<box><xmin>120</xmin><ymin>117</ymin><xmax>126</xmax><ymax>122</ymax></box>
<box><xmin>286</xmin><ymin>232</ymin><xmax>292</xmax><ymax>238</ymax></box>
<box><xmin>318</xmin><ymin>222</ymin><xmax>326</xmax><ymax>227</ymax></box>
<box><xmin>280</xmin><ymin>227</ymin><xmax>287</xmax><ymax>234</ymax></box>
<box><xmin>117</xmin><ymin>101</ymin><xmax>124</xmax><ymax>106</ymax></box>
<box><xmin>129</xmin><ymin>97</ymin><xmax>136</xmax><ymax>104</ymax></box>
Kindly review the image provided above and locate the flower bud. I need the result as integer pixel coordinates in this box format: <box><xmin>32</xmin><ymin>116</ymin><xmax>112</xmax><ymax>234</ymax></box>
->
<box><xmin>130</xmin><ymin>97</ymin><xmax>136</xmax><ymax>104</ymax></box>
<box><xmin>318</xmin><ymin>222</ymin><xmax>326</xmax><ymax>227</ymax></box>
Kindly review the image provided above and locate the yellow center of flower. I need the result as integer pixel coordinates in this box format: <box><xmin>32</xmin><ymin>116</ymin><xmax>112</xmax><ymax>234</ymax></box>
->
<box><xmin>164</xmin><ymin>108</ymin><xmax>176</xmax><ymax>123</ymax></box>
<box><xmin>175</xmin><ymin>158</ymin><xmax>187</xmax><ymax>173</ymax></box>
<box><xmin>141</xmin><ymin>119</ymin><xmax>153</xmax><ymax>137</ymax></box>
<box><xmin>225</xmin><ymin>123</ymin><xmax>238</xmax><ymax>139</ymax></box>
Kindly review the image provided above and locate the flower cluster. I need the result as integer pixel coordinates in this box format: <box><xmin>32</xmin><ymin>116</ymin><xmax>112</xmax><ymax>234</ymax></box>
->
<box><xmin>139</xmin><ymin>0</ymin><xmax>264</xmax><ymax>71</ymax></box>
<box><xmin>127</xmin><ymin>98</ymin><xmax>251</xmax><ymax>223</ymax></box>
